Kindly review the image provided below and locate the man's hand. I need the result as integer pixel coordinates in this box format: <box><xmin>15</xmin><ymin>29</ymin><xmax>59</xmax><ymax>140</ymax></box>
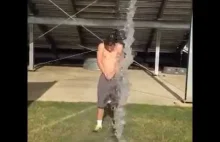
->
<box><xmin>104</xmin><ymin>73</ymin><xmax>113</xmax><ymax>80</ymax></box>
<box><xmin>104</xmin><ymin>74</ymin><xmax>111</xmax><ymax>80</ymax></box>
<box><xmin>104</xmin><ymin>71</ymin><xmax>117</xmax><ymax>80</ymax></box>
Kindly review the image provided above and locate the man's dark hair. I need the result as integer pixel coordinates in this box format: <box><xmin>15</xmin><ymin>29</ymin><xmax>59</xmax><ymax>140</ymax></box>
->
<box><xmin>114</xmin><ymin>29</ymin><xmax>126</xmax><ymax>41</ymax></box>
<box><xmin>104</xmin><ymin>29</ymin><xmax>126</xmax><ymax>46</ymax></box>
<box><xmin>104</xmin><ymin>33</ymin><xmax>116</xmax><ymax>46</ymax></box>
<box><xmin>111</xmin><ymin>29</ymin><xmax>126</xmax><ymax>46</ymax></box>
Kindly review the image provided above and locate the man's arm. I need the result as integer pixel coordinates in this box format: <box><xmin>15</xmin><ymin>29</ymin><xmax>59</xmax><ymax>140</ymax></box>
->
<box><xmin>97</xmin><ymin>43</ymin><xmax>105</xmax><ymax>74</ymax></box>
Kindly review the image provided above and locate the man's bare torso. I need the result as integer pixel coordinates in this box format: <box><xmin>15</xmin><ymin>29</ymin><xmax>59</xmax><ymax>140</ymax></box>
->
<box><xmin>102</xmin><ymin>47</ymin><xmax>118</xmax><ymax>74</ymax></box>
<box><xmin>98</xmin><ymin>43</ymin><xmax>123</xmax><ymax>79</ymax></box>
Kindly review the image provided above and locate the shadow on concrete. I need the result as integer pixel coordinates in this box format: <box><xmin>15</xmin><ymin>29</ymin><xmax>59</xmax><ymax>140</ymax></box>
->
<box><xmin>142</xmin><ymin>69</ymin><xmax>185</xmax><ymax>103</ymax></box>
<box><xmin>34</xmin><ymin>59</ymin><xmax>84</xmax><ymax>71</ymax></box>
<box><xmin>35</xmin><ymin>64</ymin><xmax>83</xmax><ymax>71</ymax></box>
<box><xmin>131</xmin><ymin>89</ymin><xmax>178</xmax><ymax>101</ymax></box>
<box><xmin>28</xmin><ymin>81</ymin><xmax>57</xmax><ymax>107</ymax></box>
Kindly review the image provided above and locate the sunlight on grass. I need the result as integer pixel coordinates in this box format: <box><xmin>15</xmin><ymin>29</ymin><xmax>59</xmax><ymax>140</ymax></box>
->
<box><xmin>28</xmin><ymin>101</ymin><xmax>192</xmax><ymax>142</ymax></box>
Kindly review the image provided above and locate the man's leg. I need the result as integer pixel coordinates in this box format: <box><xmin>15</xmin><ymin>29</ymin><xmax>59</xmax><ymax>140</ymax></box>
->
<box><xmin>94</xmin><ymin>107</ymin><xmax>106</xmax><ymax>132</ymax></box>
<box><xmin>110</xmin><ymin>84</ymin><xmax>118</xmax><ymax>130</ymax></box>
<box><xmin>94</xmin><ymin>74</ymin><xmax>108</xmax><ymax>132</ymax></box>
<box><xmin>97</xmin><ymin>107</ymin><xmax>104</xmax><ymax>125</ymax></box>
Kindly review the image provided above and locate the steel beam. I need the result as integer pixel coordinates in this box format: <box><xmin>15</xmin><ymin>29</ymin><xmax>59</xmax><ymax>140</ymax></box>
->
<box><xmin>69</xmin><ymin>0</ymin><xmax>84</xmax><ymax>44</ymax></box>
<box><xmin>157</xmin><ymin>0</ymin><xmax>168</xmax><ymax>19</ymax></box>
<box><xmin>38</xmin><ymin>25</ymin><xmax>59</xmax><ymax>58</ymax></box>
<box><xmin>28</xmin><ymin>16</ymin><xmax>190</xmax><ymax>29</ymax></box>
<box><xmin>154</xmin><ymin>30</ymin><xmax>161</xmax><ymax>75</ymax></box>
<box><xmin>145</xmin><ymin>29</ymin><xmax>156</xmax><ymax>52</ymax></box>
<box><xmin>115</xmin><ymin>0</ymin><xmax>120</xmax><ymax>19</ymax></box>
<box><xmin>28</xmin><ymin>1</ymin><xmax>58</xmax><ymax>59</ymax></box>
<box><xmin>146</xmin><ymin>0</ymin><xmax>168</xmax><ymax>51</ymax></box>
<box><xmin>28</xmin><ymin>24</ymin><xmax>34</xmax><ymax>71</ymax></box>
<box><xmin>185</xmin><ymin>16</ymin><xmax>193</xmax><ymax>103</ymax></box>
<box><xmin>34</xmin><ymin>44</ymin><xmax>147</xmax><ymax>52</ymax></box>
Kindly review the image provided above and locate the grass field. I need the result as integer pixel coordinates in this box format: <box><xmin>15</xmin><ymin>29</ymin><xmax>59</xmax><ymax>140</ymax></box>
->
<box><xmin>28</xmin><ymin>101</ymin><xmax>192</xmax><ymax>142</ymax></box>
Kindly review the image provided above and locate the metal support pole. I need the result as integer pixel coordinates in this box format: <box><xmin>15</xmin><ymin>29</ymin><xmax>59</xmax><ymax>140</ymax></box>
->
<box><xmin>28</xmin><ymin>24</ymin><xmax>34</xmax><ymax>71</ymax></box>
<box><xmin>185</xmin><ymin>16</ymin><xmax>193</xmax><ymax>102</ymax></box>
<box><xmin>154</xmin><ymin>30</ymin><xmax>161</xmax><ymax>75</ymax></box>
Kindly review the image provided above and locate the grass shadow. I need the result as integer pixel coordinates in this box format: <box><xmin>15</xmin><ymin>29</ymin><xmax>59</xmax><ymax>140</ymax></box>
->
<box><xmin>28</xmin><ymin>81</ymin><xmax>57</xmax><ymax>107</ymax></box>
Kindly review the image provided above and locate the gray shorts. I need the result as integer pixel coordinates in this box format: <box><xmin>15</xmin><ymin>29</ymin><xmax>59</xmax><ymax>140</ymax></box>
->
<box><xmin>97</xmin><ymin>73</ymin><xmax>117</xmax><ymax>108</ymax></box>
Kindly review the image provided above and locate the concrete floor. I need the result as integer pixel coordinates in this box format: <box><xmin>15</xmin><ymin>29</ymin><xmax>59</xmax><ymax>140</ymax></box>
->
<box><xmin>28</xmin><ymin>66</ymin><xmax>190</xmax><ymax>106</ymax></box>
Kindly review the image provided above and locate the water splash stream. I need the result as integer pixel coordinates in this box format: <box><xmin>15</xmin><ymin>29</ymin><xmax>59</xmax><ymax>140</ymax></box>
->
<box><xmin>114</xmin><ymin>0</ymin><xmax>137</xmax><ymax>141</ymax></box>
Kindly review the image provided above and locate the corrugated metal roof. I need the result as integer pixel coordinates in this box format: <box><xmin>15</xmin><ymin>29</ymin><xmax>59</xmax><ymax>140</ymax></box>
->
<box><xmin>29</xmin><ymin>0</ymin><xmax>192</xmax><ymax>53</ymax></box>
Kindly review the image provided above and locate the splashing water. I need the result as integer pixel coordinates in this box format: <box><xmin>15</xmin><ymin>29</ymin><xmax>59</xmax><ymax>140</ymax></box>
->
<box><xmin>114</xmin><ymin>0</ymin><xmax>137</xmax><ymax>141</ymax></box>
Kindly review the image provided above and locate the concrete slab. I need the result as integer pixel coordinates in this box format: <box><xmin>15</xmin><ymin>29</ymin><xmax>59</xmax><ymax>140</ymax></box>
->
<box><xmin>28</xmin><ymin>66</ymin><xmax>188</xmax><ymax>106</ymax></box>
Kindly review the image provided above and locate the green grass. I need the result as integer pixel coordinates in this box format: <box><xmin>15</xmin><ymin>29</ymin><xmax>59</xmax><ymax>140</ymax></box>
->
<box><xmin>28</xmin><ymin>101</ymin><xmax>192</xmax><ymax>142</ymax></box>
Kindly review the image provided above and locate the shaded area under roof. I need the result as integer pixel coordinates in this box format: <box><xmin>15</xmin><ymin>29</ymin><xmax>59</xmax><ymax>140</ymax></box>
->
<box><xmin>28</xmin><ymin>0</ymin><xmax>192</xmax><ymax>54</ymax></box>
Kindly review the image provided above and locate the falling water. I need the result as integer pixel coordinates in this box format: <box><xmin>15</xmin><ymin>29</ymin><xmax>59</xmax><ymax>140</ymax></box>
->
<box><xmin>114</xmin><ymin>0</ymin><xmax>137</xmax><ymax>141</ymax></box>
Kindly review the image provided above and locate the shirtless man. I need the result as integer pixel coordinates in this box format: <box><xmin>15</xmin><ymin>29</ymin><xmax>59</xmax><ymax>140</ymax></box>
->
<box><xmin>94</xmin><ymin>33</ymin><xmax>123</xmax><ymax>132</ymax></box>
